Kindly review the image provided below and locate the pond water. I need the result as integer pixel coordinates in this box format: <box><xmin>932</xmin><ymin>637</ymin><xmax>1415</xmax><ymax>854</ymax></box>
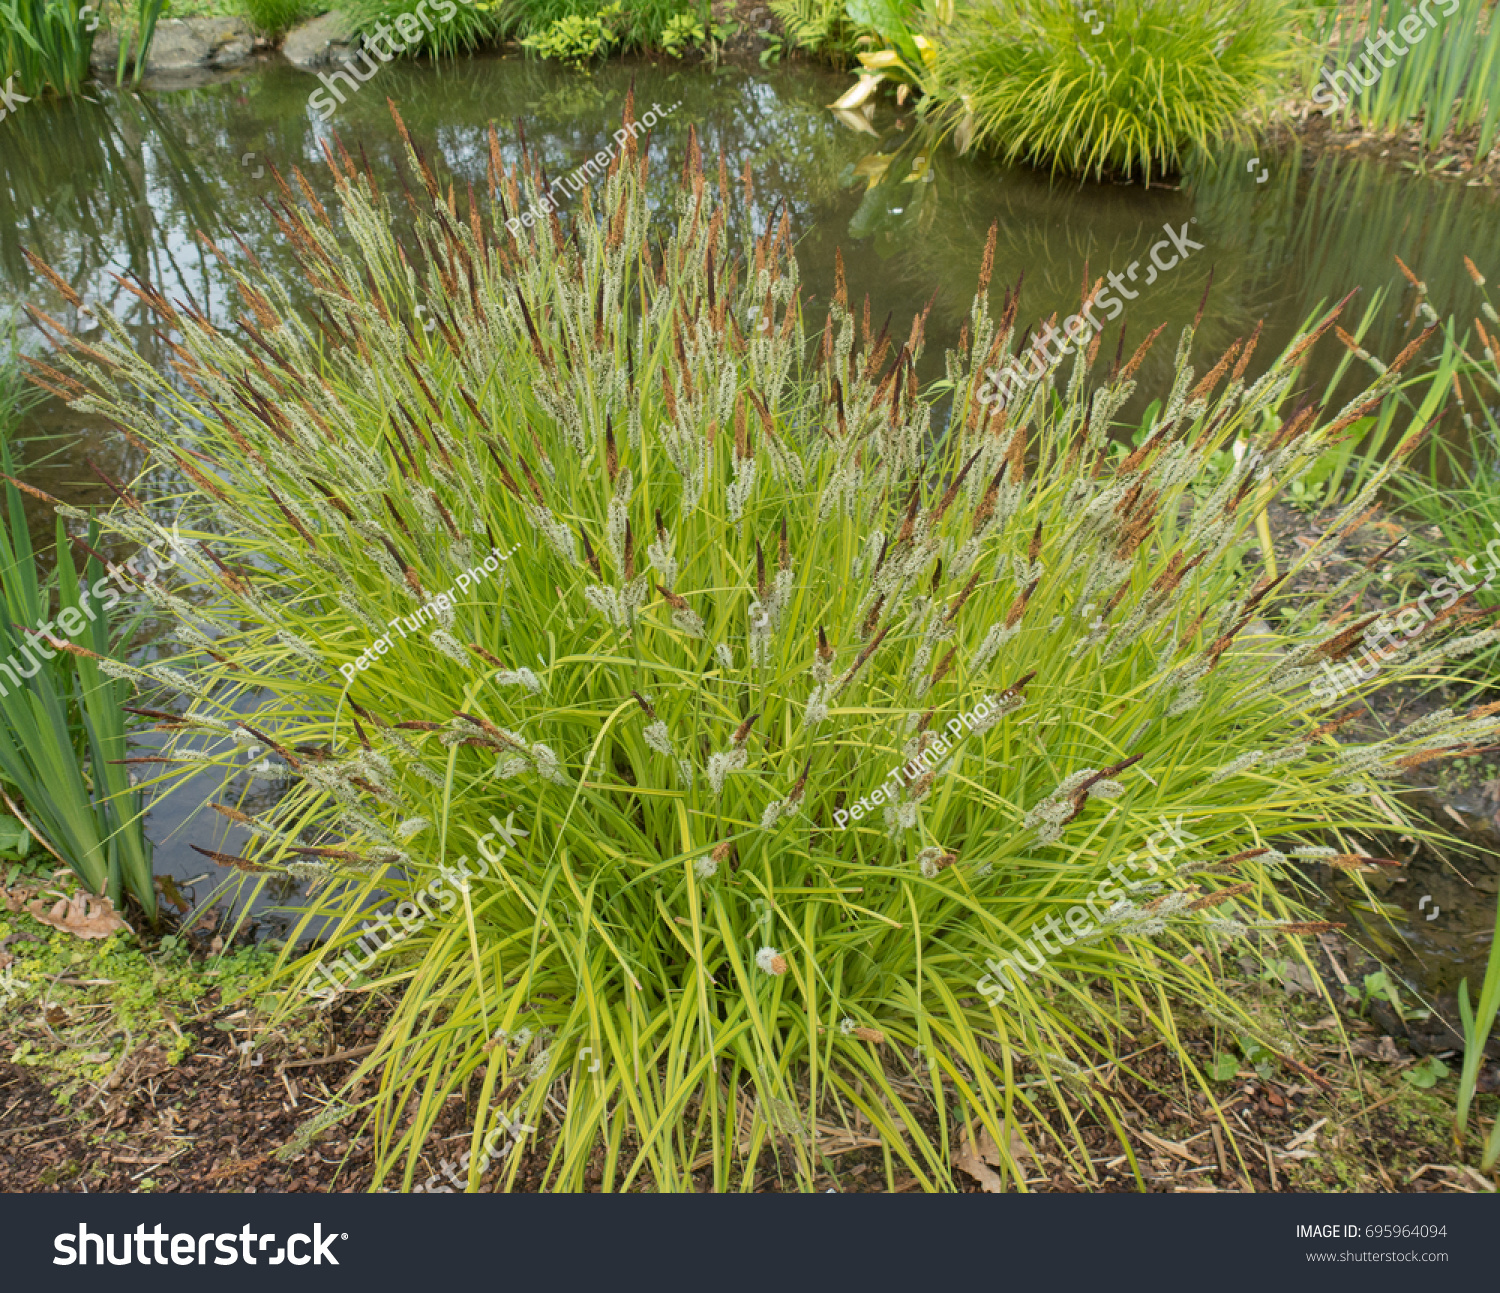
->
<box><xmin>1</xmin><ymin>53</ymin><xmax>1496</xmax><ymax>986</ymax></box>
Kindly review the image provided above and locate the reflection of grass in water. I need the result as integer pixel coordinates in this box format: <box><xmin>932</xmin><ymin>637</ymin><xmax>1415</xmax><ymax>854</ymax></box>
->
<box><xmin>524</xmin><ymin>71</ymin><xmax>615</xmax><ymax>119</ymax></box>
<box><xmin>0</xmin><ymin>60</ymin><xmax>871</xmax><ymax>343</ymax></box>
<box><xmin>1187</xmin><ymin>141</ymin><xmax>1500</xmax><ymax>473</ymax></box>
<box><xmin>1186</xmin><ymin>142</ymin><xmax>1499</xmax><ymax>364</ymax></box>
<box><xmin>834</xmin><ymin>121</ymin><xmax>1270</xmax><ymax>403</ymax></box>
<box><xmin>851</xmin><ymin>127</ymin><xmax>1499</xmax><ymax>401</ymax></box>
<box><xmin>0</xmin><ymin>88</ymin><xmax>235</xmax><ymax>304</ymax></box>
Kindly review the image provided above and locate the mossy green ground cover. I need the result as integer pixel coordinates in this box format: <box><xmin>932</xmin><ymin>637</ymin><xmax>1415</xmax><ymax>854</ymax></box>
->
<box><xmin>1</xmin><ymin>863</ymin><xmax>279</xmax><ymax>1100</ymax></box>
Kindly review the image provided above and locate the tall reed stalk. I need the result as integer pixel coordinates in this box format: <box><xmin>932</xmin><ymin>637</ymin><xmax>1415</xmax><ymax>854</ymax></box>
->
<box><xmin>1454</xmin><ymin>885</ymin><xmax>1500</xmax><ymax>1169</ymax></box>
<box><xmin>116</xmin><ymin>0</ymin><xmax>167</xmax><ymax>87</ymax></box>
<box><xmin>0</xmin><ymin>0</ymin><xmax>96</xmax><ymax>97</ymax></box>
<box><xmin>0</xmin><ymin>368</ymin><xmax>156</xmax><ymax>920</ymax></box>
<box><xmin>1315</xmin><ymin>0</ymin><xmax>1500</xmax><ymax>160</ymax></box>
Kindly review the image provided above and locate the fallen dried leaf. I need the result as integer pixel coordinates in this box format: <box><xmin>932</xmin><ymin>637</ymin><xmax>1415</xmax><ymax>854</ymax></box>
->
<box><xmin>955</xmin><ymin>1126</ymin><xmax>1005</xmax><ymax>1192</ymax></box>
<box><xmin>1353</xmin><ymin>1036</ymin><xmax>1402</xmax><ymax>1064</ymax></box>
<box><xmin>27</xmin><ymin>892</ymin><xmax>131</xmax><ymax>940</ymax></box>
<box><xmin>954</xmin><ymin>1122</ymin><xmax>1029</xmax><ymax>1192</ymax></box>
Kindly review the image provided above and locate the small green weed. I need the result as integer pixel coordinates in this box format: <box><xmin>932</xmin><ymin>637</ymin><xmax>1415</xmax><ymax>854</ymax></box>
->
<box><xmin>1402</xmin><ymin>1055</ymin><xmax>1449</xmax><ymax>1089</ymax></box>
<box><xmin>0</xmin><ymin>873</ymin><xmax>280</xmax><ymax>1097</ymax></box>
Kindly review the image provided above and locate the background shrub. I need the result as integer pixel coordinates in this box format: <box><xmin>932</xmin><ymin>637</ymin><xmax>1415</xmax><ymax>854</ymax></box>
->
<box><xmin>503</xmin><ymin>0</ymin><xmax>706</xmax><ymax>53</ymax></box>
<box><xmin>770</xmin><ymin>0</ymin><xmax>861</xmax><ymax>60</ymax></box>
<box><xmin>340</xmin><ymin>0</ymin><xmax>506</xmax><ymax>56</ymax></box>
<box><xmin>934</xmin><ymin>0</ymin><xmax>1298</xmax><ymax>181</ymax></box>
<box><xmin>240</xmin><ymin>0</ymin><xmax>318</xmax><ymax>37</ymax></box>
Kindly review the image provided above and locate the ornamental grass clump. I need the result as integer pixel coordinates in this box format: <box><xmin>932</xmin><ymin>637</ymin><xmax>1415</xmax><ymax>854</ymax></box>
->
<box><xmin>24</xmin><ymin>98</ymin><xmax>1500</xmax><ymax>1191</ymax></box>
<box><xmin>935</xmin><ymin>0</ymin><xmax>1296</xmax><ymax>182</ymax></box>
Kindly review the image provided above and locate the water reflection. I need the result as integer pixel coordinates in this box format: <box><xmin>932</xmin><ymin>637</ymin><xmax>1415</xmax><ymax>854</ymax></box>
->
<box><xmin>6</xmin><ymin>57</ymin><xmax>1498</xmax><ymax>462</ymax></box>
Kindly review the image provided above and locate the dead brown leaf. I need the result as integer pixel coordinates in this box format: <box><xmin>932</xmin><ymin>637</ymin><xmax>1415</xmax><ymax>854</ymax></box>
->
<box><xmin>954</xmin><ymin>1122</ymin><xmax>1030</xmax><ymax>1192</ymax></box>
<box><xmin>955</xmin><ymin>1128</ymin><xmax>1004</xmax><ymax>1192</ymax></box>
<box><xmin>1353</xmin><ymin>1036</ymin><xmax>1402</xmax><ymax>1064</ymax></box>
<box><xmin>27</xmin><ymin>892</ymin><xmax>131</xmax><ymax>940</ymax></box>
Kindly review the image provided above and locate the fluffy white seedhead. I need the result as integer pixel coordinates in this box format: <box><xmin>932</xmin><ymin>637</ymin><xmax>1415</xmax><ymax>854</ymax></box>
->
<box><xmin>396</xmin><ymin>817</ymin><xmax>431</xmax><ymax>840</ymax></box>
<box><xmin>494</xmin><ymin>667</ymin><xmax>543</xmax><ymax>694</ymax></box>
<box><xmin>802</xmin><ymin>685</ymin><xmax>829</xmax><ymax>729</ymax></box>
<box><xmin>644</xmin><ymin>720</ymin><xmax>674</xmax><ymax>755</ymax></box>
<box><xmin>755</xmin><ymin>946</ymin><xmax>787</xmax><ymax>975</ymax></box>
<box><xmin>706</xmin><ymin>746</ymin><xmax>747</xmax><ymax>794</ymax></box>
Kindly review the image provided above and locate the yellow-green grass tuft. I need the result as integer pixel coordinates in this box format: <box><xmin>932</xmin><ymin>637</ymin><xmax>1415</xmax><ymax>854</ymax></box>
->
<box><xmin>30</xmin><ymin>102</ymin><xmax>1500</xmax><ymax>1191</ymax></box>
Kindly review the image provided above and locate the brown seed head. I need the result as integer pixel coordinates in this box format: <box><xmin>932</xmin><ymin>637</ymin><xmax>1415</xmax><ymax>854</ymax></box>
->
<box><xmin>656</xmin><ymin>582</ymin><xmax>688</xmax><ymax>612</ymax></box>
<box><xmin>1186</xmin><ymin>882</ymin><xmax>1254</xmax><ymax>912</ymax></box>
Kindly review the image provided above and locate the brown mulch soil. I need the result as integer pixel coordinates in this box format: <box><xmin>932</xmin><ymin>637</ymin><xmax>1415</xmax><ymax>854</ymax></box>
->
<box><xmin>1271</xmin><ymin>103</ymin><xmax>1500</xmax><ymax>187</ymax></box>
<box><xmin>0</xmin><ymin>1004</ymin><xmax>383</xmax><ymax>1193</ymax></box>
<box><xmin>3</xmin><ymin>971</ymin><xmax>1494</xmax><ymax>1193</ymax></box>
